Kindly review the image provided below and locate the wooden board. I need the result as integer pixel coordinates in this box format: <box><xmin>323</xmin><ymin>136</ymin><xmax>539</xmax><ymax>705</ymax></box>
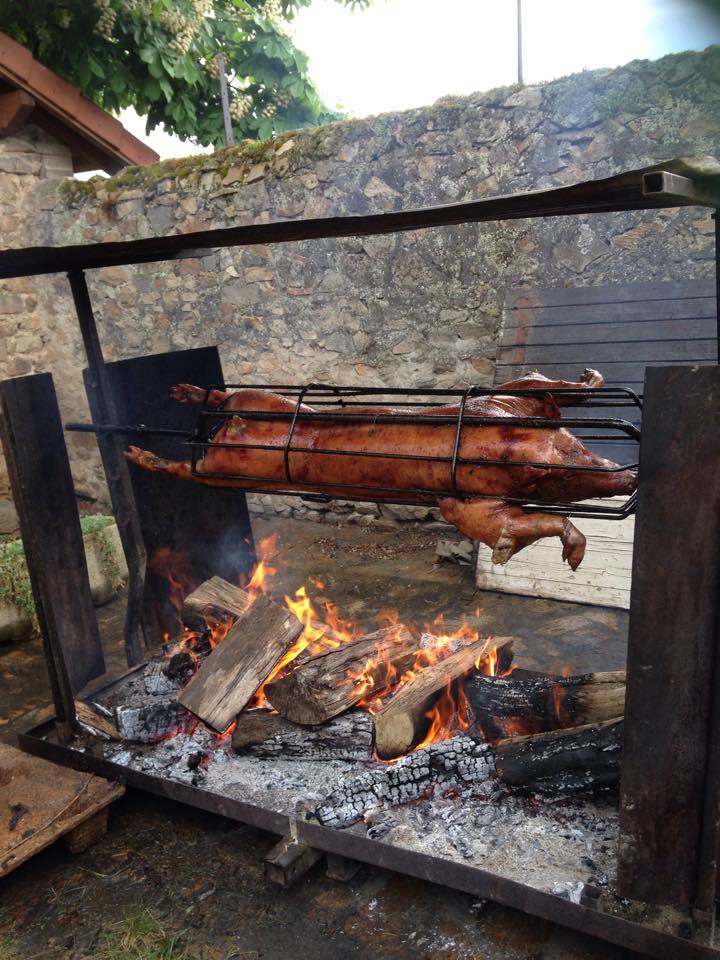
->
<box><xmin>476</xmin><ymin>497</ymin><xmax>634</xmax><ymax>609</ymax></box>
<box><xmin>177</xmin><ymin>594</ymin><xmax>303</xmax><ymax>731</ymax></box>
<box><xmin>92</xmin><ymin>347</ymin><xmax>257</xmax><ymax>641</ymax></box>
<box><xmin>478</xmin><ymin>279</ymin><xmax>717</xmax><ymax>610</ymax></box>
<box><xmin>0</xmin><ymin>742</ymin><xmax>124</xmax><ymax>877</ymax></box>
<box><xmin>618</xmin><ymin>365</ymin><xmax>720</xmax><ymax>907</ymax></box>
<box><xmin>0</xmin><ymin>373</ymin><xmax>105</xmax><ymax>706</ymax></box>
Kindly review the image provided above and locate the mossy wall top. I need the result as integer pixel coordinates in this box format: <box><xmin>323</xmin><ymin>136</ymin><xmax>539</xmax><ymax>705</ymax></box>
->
<box><xmin>1</xmin><ymin>46</ymin><xmax>719</xmax><ymax>509</ymax></box>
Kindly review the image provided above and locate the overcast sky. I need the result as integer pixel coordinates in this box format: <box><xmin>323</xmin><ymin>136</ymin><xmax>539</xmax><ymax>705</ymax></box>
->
<box><xmin>119</xmin><ymin>0</ymin><xmax>720</xmax><ymax>162</ymax></box>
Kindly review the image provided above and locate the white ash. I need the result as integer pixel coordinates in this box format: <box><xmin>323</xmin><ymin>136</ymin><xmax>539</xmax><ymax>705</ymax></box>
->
<box><xmin>143</xmin><ymin>660</ymin><xmax>179</xmax><ymax>697</ymax></box>
<box><xmin>315</xmin><ymin>735</ymin><xmax>495</xmax><ymax>829</ymax></box>
<box><xmin>352</xmin><ymin>785</ymin><xmax>620</xmax><ymax>896</ymax></box>
<box><xmin>115</xmin><ymin>698</ymin><xmax>185</xmax><ymax>743</ymax></box>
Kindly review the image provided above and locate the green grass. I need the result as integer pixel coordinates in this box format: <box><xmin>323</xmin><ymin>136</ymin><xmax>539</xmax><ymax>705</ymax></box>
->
<box><xmin>95</xmin><ymin>909</ymin><xmax>190</xmax><ymax>960</ymax></box>
<box><xmin>0</xmin><ymin>938</ymin><xmax>21</xmax><ymax>960</ymax></box>
<box><xmin>0</xmin><ymin>515</ymin><xmax>121</xmax><ymax>628</ymax></box>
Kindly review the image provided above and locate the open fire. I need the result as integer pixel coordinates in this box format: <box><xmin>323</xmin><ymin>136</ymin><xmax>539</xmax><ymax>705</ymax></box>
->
<box><xmin>155</xmin><ymin>534</ymin><xmax>510</xmax><ymax>759</ymax></box>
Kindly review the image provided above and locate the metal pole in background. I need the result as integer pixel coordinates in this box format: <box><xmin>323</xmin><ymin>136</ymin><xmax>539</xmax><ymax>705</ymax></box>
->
<box><xmin>517</xmin><ymin>0</ymin><xmax>524</xmax><ymax>84</ymax></box>
<box><xmin>216</xmin><ymin>53</ymin><xmax>235</xmax><ymax>146</ymax></box>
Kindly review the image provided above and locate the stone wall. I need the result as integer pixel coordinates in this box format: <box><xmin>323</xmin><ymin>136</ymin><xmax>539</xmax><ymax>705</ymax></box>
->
<box><xmin>0</xmin><ymin>125</ymin><xmax>94</xmax><ymax>532</ymax></box>
<box><xmin>2</xmin><ymin>46</ymin><xmax>719</xmax><ymax>529</ymax></box>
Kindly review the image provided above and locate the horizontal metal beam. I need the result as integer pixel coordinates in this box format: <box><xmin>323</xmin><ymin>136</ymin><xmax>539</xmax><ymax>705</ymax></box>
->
<box><xmin>642</xmin><ymin>171</ymin><xmax>720</xmax><ymax>209</ymax></box>
<box><xmin>0</xmin><ymin>166</ymin><xmax>705</xmax><ymax>279</ymax></box>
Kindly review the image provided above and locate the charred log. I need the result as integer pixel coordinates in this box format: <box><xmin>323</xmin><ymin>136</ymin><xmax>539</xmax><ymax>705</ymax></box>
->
<box><xmin>495</xmin><ymin>717</ymin><xmax>624</xmax><ymax>794</ymax></box>
<box><xmin>467</xmin><ymin>670</ymin><xmax>626</xmax><ymax>740</ymax></box>
<box><xmin>232</xmin><ymin>710</ymin><xmax>373</xmax><ymax>761</ymax></box>
<box><xmin>115</xmin><ymin>698</ymin><xmax>184</xmax><ymax>743</ymax></box>
<box><xmin>315</xmin><ymin>734</ymin><xmax>495</xmax><ymax>828</ymax></box>
<box><xmin>373</xmin><ymin>639</ymin><xmax>512</xmax><ymax>759</ymax></box>
<box><xmin>265</xmin><ymin>625</ymin><xmax>418</xmax><ymax>725</ymax></box>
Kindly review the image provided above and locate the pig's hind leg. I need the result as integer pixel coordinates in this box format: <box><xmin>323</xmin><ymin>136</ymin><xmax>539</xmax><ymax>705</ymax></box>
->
<box><xmin>438</xmin><ymin>497</ymin><xmax>586</xmax><ymax>570</ymax></box>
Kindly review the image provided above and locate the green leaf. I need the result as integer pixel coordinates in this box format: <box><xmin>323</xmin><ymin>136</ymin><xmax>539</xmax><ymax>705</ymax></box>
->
<box><xmin>148</xmin><ymin>57</ymin><xmax>164</xmax><ymax>79</ymax></box>
<box><xmin>158</xmin><ymin>76</ymin><xmax>174</xmax><ymax>102</ymax></box>
<box><xmin>144</xmin><ymin>76</ymin><xmax>161</xmax><ymax>99</ymax></box>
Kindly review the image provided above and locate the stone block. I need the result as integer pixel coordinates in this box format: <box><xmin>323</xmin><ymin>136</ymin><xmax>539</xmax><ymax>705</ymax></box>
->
<box><xmin>0</xmin><ymin>500</ymin><xmax>19</xmax><ymax>536</ymax></box>
<box><xmin>0</xmin><ymin>603</ymin><xmax>33</xmax><ymax>645</ymax></box>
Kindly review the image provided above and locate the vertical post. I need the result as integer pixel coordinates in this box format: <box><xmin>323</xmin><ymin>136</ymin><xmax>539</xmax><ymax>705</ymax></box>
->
<box><xmin>517</xmin><ymin>0</ymin><xmax>524</xmax><ymax>84</ymax></box>
<box><xmin>216</xmin><ymin>53</ymin><xmax>235</xmax><ymax>147</ymax></box>
<box><xmin>0</xmin><ymin>374</ymin><xmax>106</xmax><ymax>740</ymax></box>
<box><xmin>618</xmin><ymin>366</ymin><xmax>720</xmax><ymax>906</ymax></box>
<box><xmin>67</xmin><ymin>270</ymin><xmax>146</xmax><ymax>665</ymax></box>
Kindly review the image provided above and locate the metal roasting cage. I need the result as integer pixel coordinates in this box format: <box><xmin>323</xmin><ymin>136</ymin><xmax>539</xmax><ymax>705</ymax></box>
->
<box><xmin>68</xmin><ymin>382</ymin><xmax>641</xmax><ymax>519</ymax></box>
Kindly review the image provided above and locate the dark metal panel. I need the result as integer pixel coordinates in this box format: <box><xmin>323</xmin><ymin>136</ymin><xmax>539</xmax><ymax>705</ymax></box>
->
<box><xmin>505</xmin><ymin>280</ymin><xmax>716</xmax><ymax>307</ymax></box>
<box><xmin>0</xmin><ymin>164</ymin><xmax>711</xmax><ymax>280</ymax></box>
<box><xmin>0</xmin><ymin>373</ymin><xmax>105</xmax><ymax>706</ymax></box>
<box><xmin>618</xmin><ymin>366</ymin><xmax>720</xmax><ymax>906</ymax></box>
<box><xmin>499</xmin><ymin>338</ymin><xmax>717</xmax><ymax>364</ymax></box>
<box><xmin>16</xmin><ymin>723</ymin><xmax>720</xmax><ymax>960</ymax></box>
<box><xmin>299</xmin><ymin>821</ymin><xmax>718</xmax><ymax>960</ymax></box>
<box><xmin>17</xmin><ymin>725</ymin><xmax>289</xmax><ymax>837</ymax></box>
<box><xmin>93</xmin><ymin>347</ymin><xmax>257</xmax><ymax>641</ymax></box>
<box><xmin>503</xmin><ymin>307</ymin><xmax>717</xmax><ymax>339</ymax></box>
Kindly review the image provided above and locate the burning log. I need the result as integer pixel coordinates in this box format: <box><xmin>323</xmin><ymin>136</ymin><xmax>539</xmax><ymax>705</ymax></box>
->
<box><xmin>373</xmin><ymin>639</ymin><xmax>513</xmax><ymax>760</ymax></box>
<box><xmin>178</xmin><ymin>594</ymin><xmax>303</xmax><ymax>731</ymax></box>
<box><xmin>315</xmin><ymin>734</ymin><xmax>495</xmax><ymax>828</ymax></box>
<box><xmin>466</xmin><ymin>670</ymin><xmax>626</xmax><ymax>739</ymax></box>
<box><xmin>181</xmin><ymin>575</ymin><xmax>251</xmax><ymax>629</ymax></box>
<box><xmin>232</xmin><ymin>711</ymin><xmax>373</xmax><ymax>761</ymax></box>
<box><xmin>495</xmin><ymin>717</ymin><xmax>624</xmax><ymax>794</ymax></box>
<box><xmin>265</xmin><ymin>625</ymin><xmax>418</xmax><ymax>725</ymax></box>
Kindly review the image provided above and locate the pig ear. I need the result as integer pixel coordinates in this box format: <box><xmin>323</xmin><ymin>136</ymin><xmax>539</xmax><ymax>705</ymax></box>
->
<box><xmin>542</xmin><ymin>393</ymin><xmax>562</xmax><ymax>419</ymax></box>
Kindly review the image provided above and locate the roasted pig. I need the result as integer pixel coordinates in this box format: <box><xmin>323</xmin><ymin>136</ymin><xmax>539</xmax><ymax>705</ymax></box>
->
<box><xmin>126</xmin><ymin>368</ymin><xmax>636</xmax><ymax>570</ymax></box>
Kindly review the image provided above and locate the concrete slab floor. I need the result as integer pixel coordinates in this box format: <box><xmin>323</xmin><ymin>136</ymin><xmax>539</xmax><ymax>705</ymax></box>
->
<box><xmin>0</xmin><ymin>518</ymin><xmax>631</xmax><ymax>959</ymax></box>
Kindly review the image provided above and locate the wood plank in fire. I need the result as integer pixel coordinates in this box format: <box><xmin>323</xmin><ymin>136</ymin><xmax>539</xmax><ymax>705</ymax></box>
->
<box><xmin>177</xmin><ymin>594</ymin><xmax>303</xmax><ymax>731</ymax></box>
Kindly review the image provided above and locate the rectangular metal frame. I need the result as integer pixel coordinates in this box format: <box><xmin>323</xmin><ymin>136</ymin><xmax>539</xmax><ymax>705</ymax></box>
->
<box><xmin>1</xmin><ymin>161</ymin><xmax>719</xmax><ymax>954</ymax></box>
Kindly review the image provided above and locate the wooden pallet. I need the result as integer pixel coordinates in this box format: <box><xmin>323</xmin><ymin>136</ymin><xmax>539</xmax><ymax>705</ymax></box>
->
<box><xmin>0</xmin><ymin>742</ymin><xmax>124</xmax><ymax>877</ymax></box>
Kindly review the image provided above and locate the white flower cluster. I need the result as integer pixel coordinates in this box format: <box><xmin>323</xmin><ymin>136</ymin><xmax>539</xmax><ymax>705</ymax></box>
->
<box><xmin>229</xmin><ymin>92</ymin><xmax>253</xmax><ymax>121</ymax></box>
<box><xmin>274</xmin><ymin>88</ymin><xmax>292</xmax><ymax>110</ymax></box>
<box><xmin>260</xmin><ymin>0</ymin><xmax>283</xmax><ymax>22</ymax></box>
<box><xmin>123</xmin><ymin>0</ymin><xmax>154</xmax><ymax>15</ymax></box>
<box><xmin>205</xmin><ymin>56</ymin><xmax>220</xmax><ymax>79</ymax></box>
<box><xmin>259</xmin><ymin>101</ymin><xmax>277</xmax><ymax>118</ymax></box>
<box><xmin>94</xmin><ymin>0</ymin><xmax>117</xmax><ymax>40</ymax></box>
<box><xmin>159</xmin><ymin>0</ymin><xmax>213</xmax><ymax>55</ymax></box>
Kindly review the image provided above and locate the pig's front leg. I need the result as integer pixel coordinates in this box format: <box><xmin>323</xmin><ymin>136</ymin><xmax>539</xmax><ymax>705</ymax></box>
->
<box><xmin>438</xmin><ymin>497</ymin><xmax>586</xmax><ymax>570</ymax></box>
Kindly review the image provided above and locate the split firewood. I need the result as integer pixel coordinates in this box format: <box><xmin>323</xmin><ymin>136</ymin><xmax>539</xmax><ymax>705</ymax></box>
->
<box><xmin>182</xmin><ymin>575</ymin><xmax>338</xmax><ymax>646</ymax></box>
<box><xmin>182</xmin><ymin>576</ymin><xmax>252</xmax><ymax>629</ymax></box>
<box><xmin>466</xmin><ymin>670</ymin><xmax>626</xmax><ymax>739</ymax></box>
<box><xmin>74</xmin><ymin>700</ymin><xmax>121</xmax><ymax>740</ymax></box>
<box><xmin>494</xmin><ymin>717</ymin><xmax>624</xmax><ymax>794</ymax></box>
<box><xmin>265</xmin><ymin>625</ymin><xmax>418</xmax><ymax>725</ymax></box>
<box><xmin>178</xmin><ymin>593</ymin><xmax>303</xmax><ymax>731</ymax></box>
<box><xmin>232</xmin><ymin>711</ymin><xmax>373</xmax><ymax>761</ymax></box>
<box><xmin>315</xmin><ymin>734</ymin><xmax>495</xmax><ymax>828</ymax></box>
<box><xmin>373</xmin><ymin>638</ymin><xmax>513</xmax><ymax>760</ymax></box>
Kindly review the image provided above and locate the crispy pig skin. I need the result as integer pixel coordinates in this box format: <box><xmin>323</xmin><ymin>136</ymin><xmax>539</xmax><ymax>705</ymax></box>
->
<box><xmin>126</xmin><ymin>369</ymin><xmax>636</xmax><ymax>570</ymax></box>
